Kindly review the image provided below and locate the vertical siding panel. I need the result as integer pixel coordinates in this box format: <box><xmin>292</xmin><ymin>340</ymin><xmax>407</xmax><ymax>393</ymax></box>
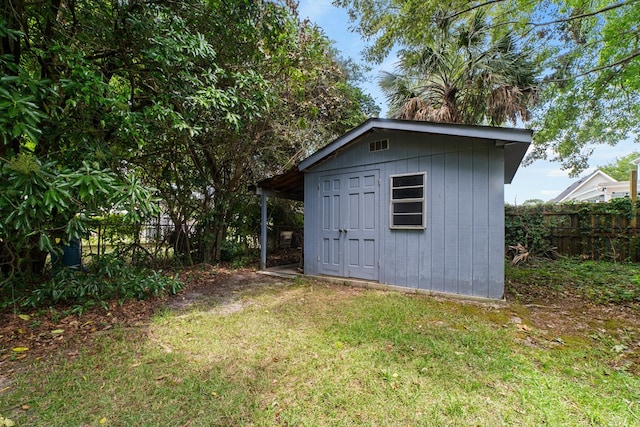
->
<box><xmin>488</xmin><ymin>145</ymin><xmax>505</xmax><ymax>298</ymax></box>
<box><xmin>444</xmin><ymin>149</ymin><xmax>460</xmax><ymax>294</ymax></box>
<box><xmin>418</xmin><ymin>155</ymin><xmax>432</xmax><ymax>290</ymax></box>
<box><xmin>457</xmin><ymin>147</ymin><xmax>474</xmax><ymax>296</ymax></box>
<box><xmin>393</xmin><ymin>159</ymin><xmax>409</xmax><ymax>286</ymax></box>
<box><xmin>406</xmin><ymin>156</ymin><xmax>421</xmax><ymax>288</ymax></box>
<box><xmin>383</xmin><ymin>161</ymin><xmax>394</xmax><ymax>285</ymax></box>
<box><xmin>430</xmin><ymin>152</ymin><xmax>446</xmax><ymax>292</ymax></box>
<box><xmin>472</xmin><ymin>144</ymin><xmax>490</xmax><ymax>297</ymax></box>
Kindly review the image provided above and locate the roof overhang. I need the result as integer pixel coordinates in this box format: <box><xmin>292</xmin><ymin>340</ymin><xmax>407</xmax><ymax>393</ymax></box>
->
<box><xmin>299</xmin><ymin>118</ymin><xmax>532</xmax><ymax>184</ymax></box>
<box><xmin>256</xmin><ymin>118</ymin><xmax>532</xmax><ymax>199</ymax></box>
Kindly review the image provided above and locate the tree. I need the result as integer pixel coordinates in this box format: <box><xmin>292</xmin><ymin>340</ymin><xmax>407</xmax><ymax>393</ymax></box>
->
<box><xmin>599</xmin><ymin>152</ymin><xmax>640</xmax><ymax>181</ymax></box>
<box><xmin>334</xmin><ymin>0</ymin><xmax>640</xmax><ymax>175</ymax></box>
<box><xmin>379</xmin><ymin>10</ymin><xmax>537</xmax><ymax>125</ymax></box>
<box><xmin>1</xmin><ymin>0</ymin><xmax>377</xmax><ymax>281</ymax></box>
<box><xmin>125</xmin><ymin>1</ymin><xmax>377</xmax><ymax>262</ymax></box>
<box><xmin>1</xmin><ymin>0</ymin><xmax>163</xmax><ymax>280</ymax></box>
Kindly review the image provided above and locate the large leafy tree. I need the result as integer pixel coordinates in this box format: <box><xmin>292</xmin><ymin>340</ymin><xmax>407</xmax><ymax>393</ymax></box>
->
<box><xmin>1</xmin><ymin>0</ymin><xmax>163</xmax><ymax>279</ymax></box>
<box><xmin>126</xmin><ymin>1</ymin><xmax>376</xmax><ymax>262</ymax></box>
<box><xmin>335</xmin><ymin>0</ymin><xmax>640</xmax><ymax>175</ymax></box>
<box><xmin>380</xmin><ymin>10</ymin><xmax>537</xmax><ymax>125</ymax></box>
<box><xmin>1</xmin><ymin>0</ymin><xmax>376</xmax><ymax>278</ymax></box>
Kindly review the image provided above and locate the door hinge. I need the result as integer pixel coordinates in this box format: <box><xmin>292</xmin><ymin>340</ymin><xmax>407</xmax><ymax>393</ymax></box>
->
<box><xmin>377</xmin><ymin>259</ymin><xmax>381</xmax><ymax>267</ymax></box>
<box><xmin>317</xmin><ymin>255</ymin><xmax>320</xmax><ymax>261</ymax></box>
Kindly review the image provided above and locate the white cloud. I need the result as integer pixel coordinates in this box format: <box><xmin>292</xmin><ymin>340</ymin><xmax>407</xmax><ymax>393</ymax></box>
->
<box><xmin>546</xmin><ymin>168</ymin><xmax>570</xmax><ymax>177</ymax></box>
<box><xmin>298</xmin><ymin>0</ymin><xmax>334</xmax><ymax>21</ymax></box>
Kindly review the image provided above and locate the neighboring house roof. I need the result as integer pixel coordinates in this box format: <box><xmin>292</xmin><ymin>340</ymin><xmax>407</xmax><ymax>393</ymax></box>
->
<box><xmin>257</xmin><ymin>118</ymin><xmax>532</xmax><ymax>200</ymax></box>
<box><xmin>552</xmin><ymin>170</ymin><xmax>618</xmax><ymax>203</ymax></box>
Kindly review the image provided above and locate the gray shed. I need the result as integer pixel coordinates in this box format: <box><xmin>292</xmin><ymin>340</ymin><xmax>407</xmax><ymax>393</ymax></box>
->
<box><xmin>257</xmin><ymin>118</ymin><xmax>531</xmax><ymax>299</ymax></box>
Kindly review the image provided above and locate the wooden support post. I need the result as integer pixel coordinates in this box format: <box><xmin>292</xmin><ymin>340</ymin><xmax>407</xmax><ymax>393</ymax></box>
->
<box><xmin>260</xmin><ymin>190</ymin><xmax>268</xmax><ymax>271</ymax></box>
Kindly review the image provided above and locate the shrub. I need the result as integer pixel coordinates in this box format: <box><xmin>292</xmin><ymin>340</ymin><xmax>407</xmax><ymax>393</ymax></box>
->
<box><xmin>1</xmin><ymin>254</ymin><xmax>182</xmax><ymax>313</ymax></box>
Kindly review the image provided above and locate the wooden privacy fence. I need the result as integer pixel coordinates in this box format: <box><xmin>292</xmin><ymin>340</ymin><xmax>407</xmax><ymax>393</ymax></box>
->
<box><xmin>505</xmin><ymin>202</ymin><xmax>640</xmax><ymax>262</ymax></box>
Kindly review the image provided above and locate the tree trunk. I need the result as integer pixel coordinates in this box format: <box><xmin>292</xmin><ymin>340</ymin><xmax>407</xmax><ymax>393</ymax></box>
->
<box><xmin>1</xmin><ymin>0</ymin><xmax>24</xmax><ymax>158</ymax></box>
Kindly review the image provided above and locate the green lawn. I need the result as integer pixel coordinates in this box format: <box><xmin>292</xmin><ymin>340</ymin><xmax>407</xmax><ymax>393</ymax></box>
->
<box><xmin>1</xmin><ymin>273</ymin><xmax>639</xmax><ymax>426</ymax></box>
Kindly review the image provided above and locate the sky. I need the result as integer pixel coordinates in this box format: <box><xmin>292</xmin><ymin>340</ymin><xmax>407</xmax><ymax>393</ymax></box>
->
<box><xmin>297</xmin><ymin>0</ymin><xmax>638</xmax><ymax>204</ymax></box>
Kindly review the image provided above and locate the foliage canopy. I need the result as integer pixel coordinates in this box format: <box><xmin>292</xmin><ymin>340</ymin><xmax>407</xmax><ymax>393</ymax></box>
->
<box><xmin>379</xmin><ymin>10</ymin><xmax>537</xmax><ymax>126</ymax></box>
<box><xmin>598</xmin><ymin>151</ymin><xmax>640</xmax><ymax>181</ymax></box>
<box><xmin>1</xmin><ymin>0</ymin><xmax>376</xmax><ymax>289</ymax></box>
<box><xmin>335</xmin><ymin>0</ymin><xmax>640</xmax><ymax>175</ymax></box>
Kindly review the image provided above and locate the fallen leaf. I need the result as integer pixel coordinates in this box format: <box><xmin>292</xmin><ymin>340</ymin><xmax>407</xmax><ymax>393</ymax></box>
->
<box><xmin>99</xmin><ymin>417</ymin><xmax>107</xmax><ymax>424</ymax></box>
<box><xmin>516</xmin><ymin>324</ymin><xmax>531</xmax><ymax>332</ymax></box>
<box><xmin>51</xmin><ymin>329</ymin><xmax>64</xmax><ymax>336</ymax></box>
<box><xmin>18</xmin><ymin>314</ymin><xmax>30</xmax><ymax>321</ymax></box>
<box><xmin>612</xmin><ymin>344</ymin><xmax>628</xmax><ymax>353</ymax></box>
<box><xmin>11</xmin><ymin>347</ymin><xmax>28</xmax><ymax>353</ymax></box>
<box><xmin>0</xmin><ymin>415</ymin><xmax>16</xmax><ymax>426</ymax></box>
<box><xmin>21</xmin><ymin>405</ymin><xmax>29</xmax><ymax>410</ymax></box>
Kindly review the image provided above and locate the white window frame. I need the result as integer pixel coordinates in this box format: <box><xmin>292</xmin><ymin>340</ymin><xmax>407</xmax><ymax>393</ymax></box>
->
<box><xmin>389</xmin><ymin>172</ymin><xmax>427</xmax><ymax>230</ymax></box>
<box><xmin>369</xmin><ymin>138</ymin><xmax>389</xmax><ymax>152</ymax></box>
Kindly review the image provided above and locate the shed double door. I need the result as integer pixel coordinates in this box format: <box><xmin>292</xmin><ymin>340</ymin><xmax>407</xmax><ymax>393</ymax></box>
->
<box><xmin>318</xmin><ymin>170</ymin><xmax>379</xmax><ymax>281</ymax></box>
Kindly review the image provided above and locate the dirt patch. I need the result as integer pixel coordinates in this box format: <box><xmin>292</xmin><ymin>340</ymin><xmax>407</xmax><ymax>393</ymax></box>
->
<box><xmin>0</xmin><ymin>265</ymin><xmax>287</xmax><ymax>374</ymax></box>
<box><xmin>166</xmin><ymin>266</ymin><xmax>286</xmax><ymax>312</ymax></box>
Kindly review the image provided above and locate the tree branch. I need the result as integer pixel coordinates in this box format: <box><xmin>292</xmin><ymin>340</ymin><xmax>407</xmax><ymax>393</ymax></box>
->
<box><xmin>452</xmin><ymin>0</ymin><xmax>637</xmax><ymax>29</ymax></box>
<box><xmin>449</xmin><ymin>0</ymin><xmax>509</xmax><ymax>20</ymax></box>
<box><xmin>544</xmin><ymin>49</ymin><xmax>640</xmax><ymax>83</ymax></box>
<box><xmin>527</xmin><ymin>0</ymin><xmax>636</xmax><ymax>27</ymax></box>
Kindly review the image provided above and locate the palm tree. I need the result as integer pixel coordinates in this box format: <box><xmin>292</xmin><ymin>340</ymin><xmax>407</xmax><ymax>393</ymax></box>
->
<box><xmin>380</xmin><ymin>11</ymin><xmax>538</xmax><ymax>126</ymax></box>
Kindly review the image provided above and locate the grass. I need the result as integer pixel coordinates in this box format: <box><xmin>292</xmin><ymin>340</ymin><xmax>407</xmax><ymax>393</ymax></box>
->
<box><xmin>2</xmin><ymin>272</ymin><xmax>639</xmax><ymax>426</ymax></box>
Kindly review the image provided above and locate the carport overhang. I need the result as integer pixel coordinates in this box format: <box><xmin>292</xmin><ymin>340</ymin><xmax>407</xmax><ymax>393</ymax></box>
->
<box><xmin>253</xmin><ymin>166</ymin><xmax>304</xmax><ymax>201</ymax></box>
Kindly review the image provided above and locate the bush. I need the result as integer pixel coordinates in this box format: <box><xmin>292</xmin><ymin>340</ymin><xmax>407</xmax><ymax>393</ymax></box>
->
<box><xmin>1</xmin><ymin>254</ymin><xmax>183</xmax><ymax>314</ymax></box>
<box><xmin>505</xmin><ymin>203</ymin><xmax>561</xmax><ymax>262</ymax></box>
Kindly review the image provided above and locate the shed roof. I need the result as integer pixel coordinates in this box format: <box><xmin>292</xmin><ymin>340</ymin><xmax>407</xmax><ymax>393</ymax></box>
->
<box><xmin>257</xmin><ymin>118</ymin><xmax>532</xmax><ymax>200</ymax></box>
